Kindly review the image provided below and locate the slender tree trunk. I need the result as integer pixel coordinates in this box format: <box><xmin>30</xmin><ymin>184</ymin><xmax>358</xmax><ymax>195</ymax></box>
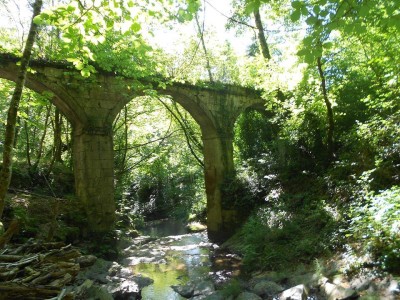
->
<box><xmin>317</xmin><ymin>56</ymin><xmax>335</xmax><ymax>162</ymax></box>
<box><xmin>120</xmin><ymin>105</ymin><xmax>128</xmax><ymax>174</ymax></box>
<box><xmin>0</xmin><ymin>0</ymin><xmax>43</xmax><ymax>218</ymax></box>
<box><xmin>13</xmin><ymin>116</ymin><xmax>20</xmax><ymax>148</ymax></box>
<box><xmin>46</xmin><ymin>107</ymin><xmax>63</xmax><ymax>176</ymax></box>
<box><xmin>53</xmin><ymin>108</ymin><xmax>63</xmax><ymax>163</ymax></box>
<box><xmin>33</xmin><ymin>104</ymin><xmax>51</xmax><ymax>169</ymax></box>
<box><xmin>195</xmin><ymin>14</ymin><xmax>214</xmax><ymax>83</ymax></box>
<box><xmin>24</xmin><ymin>119</ymin><xmax>32</xmax><ymax>167</ymax></box>
<box><xmin>253</xmin><ymin>7</ymin><xmax>271</xmax><ymax>60</ymax></box>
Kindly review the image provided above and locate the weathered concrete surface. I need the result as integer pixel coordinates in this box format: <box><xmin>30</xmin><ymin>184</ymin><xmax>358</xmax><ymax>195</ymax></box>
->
<box><xmin>73</xmin><ymin>126</ymin><xmax>115</xmax><ymax>233</ymax></box>
<box><xmin>0</xmin><ymin>53</ymin><xmax>264</xmax><ymax>240</ymax></box>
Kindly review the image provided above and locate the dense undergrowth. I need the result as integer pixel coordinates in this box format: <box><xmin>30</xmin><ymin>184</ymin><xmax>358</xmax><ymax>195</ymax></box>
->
<box><xmin>225</xmin><ymin>105</ymin><xmax>400</xmax><ymax>277</ymax></box>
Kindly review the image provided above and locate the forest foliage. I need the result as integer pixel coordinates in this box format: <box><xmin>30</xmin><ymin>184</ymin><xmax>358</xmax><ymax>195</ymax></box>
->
<box><xmin>0</xmin><ymin>0</ymin><xmax>399</xmax><ymax>274</ymax></box>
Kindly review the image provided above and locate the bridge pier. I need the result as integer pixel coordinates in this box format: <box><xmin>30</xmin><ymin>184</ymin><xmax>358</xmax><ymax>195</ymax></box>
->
<box><xmin>203</xmin><ymin>134</ymin><xmax>242</xmax><ymax>241</ymax></box>
<box><xmin>72</xmin><ymin>125</ymin><xmax>116</xmax><ymax>235</ymax></box>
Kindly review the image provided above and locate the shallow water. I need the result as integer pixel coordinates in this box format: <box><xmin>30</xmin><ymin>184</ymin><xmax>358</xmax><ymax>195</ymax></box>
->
<box><xmin>127</xmin><ymin>220</ymin><xmax>214</xmax><ymax>299</ymax></box>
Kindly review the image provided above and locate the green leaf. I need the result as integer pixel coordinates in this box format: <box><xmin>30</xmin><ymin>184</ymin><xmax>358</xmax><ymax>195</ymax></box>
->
<box><xmin>306</xmin><ymin>15</ymin><xmax>318</xmax><ymax>25</ymax></box>
<box><xmin>301</xmin><ymin>5</ymin><xmax>309</xmax><ymax>16</ymax></box>
<box><xmin>322</xmin><ymin>42</ymin><xmax>333</xmax><ymax>49</ymax></box>
<box><xmin>131</xmin><ymin>22</ymin><xmax>141</xmax><ymax>32</ymax></box>
<box><xmin>67</xmin><ymin>5</ymin><xmax>75</xmax><ymax>12</ymax></box>
<box><xmin>343</xmin><ymin>24</ymin><xmax>354</xmax><ymax>34</ymax></box>
<box><xmin>75</xmin><ymin>62</ymin><xmax>84</xmax><ymax>70</ymax></box>
<box><xmin>81</xmin><ymin>67</ymin><xmax>91</xmax><ymax>77</ymax></box>
<box><xmin>354</xmin><ymin>23</ymin><xmax>367</xmax><ymax>34</ymax></box>
<box><xmin>33</xmin><ymin>15</ymin><xmax>46</xmax><ymax>25</ymax></box>
<box><xmin>187</xmin><ymin>0</ymin><xmax>200</xmax><ymax>13</ymax></box>
<box><xmin>297</xmin><ymin>48</ymin><xmax>307</xmax><ymax>56</ymax></box>
<box><xmin>245</xmin><ymin>0</ymin><xmax>261</xmax><ymax>14</ymax></box>
<box><xmin>320</xmin><ymin>9</ymin><xmax>329</xmax><ymax>17</ymax></box>
<box><xmin>291</xmin><ymin>1</ymin><xmax>303</xmax><ymax>9</ymax></box>
<box><xmin>304</xmin><ymin>52</ymin><xmax>315</xmax><ymax>64</ymax></box>
<box><xmin>359</xmin><ymin>5</ymin><xmax>370</xmax><ymax>17</ymax></box>
<box><xmin>290</xmin><ymin>10</ymin><xmax>301</xmax><ymax>22</ymax></box>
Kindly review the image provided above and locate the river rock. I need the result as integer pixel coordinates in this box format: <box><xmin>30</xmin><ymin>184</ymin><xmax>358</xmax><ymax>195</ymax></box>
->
<box><xmin>321</xmin><ymin>281</ymin><xmax>358</xmax><ymax>300</ymax></box>
<box><xmin>279</xmin><ymin>284</ymin><xmax>309</xmax><ymax>300</ymax></box>
<box><xmin>236</xmin><ymin>291</ymin><xmax>262</xmax><ymax>300</ymax></box>
<box><xmin>172</xmin><ymin>283</ymin><xmax>195</xmax><ymax>298</ymax></box>
<box><xmin>203</xmin><ymin>290</ymin><xmax>230</xmax><ymax>300</ymax></box>
<box><xmin>74</xmin><ymin>279</ymin><xmax>113</xmax><ymax>300</ymax></box>
<box><xmin>106</xmin><ymin>279</ymin><xmax>141</xmax><ymax>299</ymax></box>
<box><xmin>350</xmin><ymin>275</ymin><xmax>372</xmax><ymax>292</ymax></box>
<box><xmin>388</xmin><ymin>279</ymin><xmax>400</xmax><ymax>294</ymax></box>
<box><xmin>76</xmin><ymin>254</ymin><xmax>97</xmax><ymax>268</ymax></box>
<box><xmin>76</xmin><ymin>258</ymin><xmax>112</xmax><ymax>284</ymax></box>
<box><xmin>123</xmin><ymin>256</ymin><xmax>156</xmax><ymax>265</ymax></box>
<box><xmin>193</xmin><ymin>280</ymin><xmax>215</xmax><ymax>296</ymax></box>
<box><xmin>252</xmin><ymin>280</ymin><xmax>283</xmax><ymax>297</ymax></box>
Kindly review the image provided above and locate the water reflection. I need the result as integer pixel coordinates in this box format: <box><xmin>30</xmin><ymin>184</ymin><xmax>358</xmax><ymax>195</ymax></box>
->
<box><xmin>127</xmin><ymin>220</ymin><xmax>213</xmax><ymax>299</ymax></box>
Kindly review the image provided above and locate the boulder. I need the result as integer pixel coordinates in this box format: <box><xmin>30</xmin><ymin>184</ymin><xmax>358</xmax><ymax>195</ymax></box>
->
<box><xmin>171</xmin><ymin>283</ymin><xmax>195</xmax><ymax>298</ymax></box>
<box><xmin>350</xmin><ymin>275</ymin><xmax>372</xmax><ymax>292</ymax></box>
<box><xmin>236</xmin><ymin>291</ymin><xmax>262</xmax><ymax>300</ymax></box>
<box><xmin>76</xmin><ymin>258</ymin><xmax>112</xmax><ymax>284</ymax></box>
<box><xmin>388</xmin><ymin>279</ymin><xmax>399</xmax><ymax>294</ymax></box>
<box><xmin>106</xmin><ymin>279</ymin><xmax>140</xmax><ymax>300</ymax></box>
<box><xmin>203</xmin><ymin>290</ymin><xmax>230</xmax><ymax>300</ymax></box>
<box><xmin>321</xmin><ymin>281</ymin><xmax>358</xmax><ymax>300</ymax></box>
<box><xmin>76</xmin><ymin>255</ymin><xmax>97</xmax><ymax>268</ymax></box>
<box><xmin>74</xmin><ymin>279</ymin><xmax>113</xmax><ymax>300</ymax></box>
<box><xmin>193</xmin><ymin>280</ymin><xmax>215</xmax><ymax>296</ymax></box>
<box><xmin>252</xmin><ymin>280</ymin><xmax>283</xmax><ymax>297</ymax></box>
<box><xmin>279</xmin><ymin>284</ymin><xmax>309</xmax><ymax>300</ymax></box>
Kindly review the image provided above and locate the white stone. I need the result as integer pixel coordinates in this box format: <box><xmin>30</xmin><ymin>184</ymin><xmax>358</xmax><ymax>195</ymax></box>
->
<box><xmin>279</xmin><ymin>284</ymin><xmax>308</xmax><ymax>300</ymax></box>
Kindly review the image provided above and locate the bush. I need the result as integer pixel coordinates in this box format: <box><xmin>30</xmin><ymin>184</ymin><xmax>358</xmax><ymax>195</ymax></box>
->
<box><xmin>347</xmin><ymin>186</ymin><xmax>400</xmax><ymax>273</ymax></box>
<box><xmin>232</xmin><ymin>196</ymin><xmax>336</xmax><ymax>271</ymax></box>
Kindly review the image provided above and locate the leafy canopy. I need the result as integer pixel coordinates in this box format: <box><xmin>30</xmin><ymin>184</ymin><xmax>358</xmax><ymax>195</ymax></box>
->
<box><xmin>33</xmin><ymin>0</ymin><xmax>201</xmax><ymax>77</ymax></box>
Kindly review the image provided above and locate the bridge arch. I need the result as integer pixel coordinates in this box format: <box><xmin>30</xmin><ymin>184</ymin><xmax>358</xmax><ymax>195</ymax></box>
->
<box><xmin>0</xmin><ymin>54</ymin><xmax>264</xmax><ymax>241</ymax></box>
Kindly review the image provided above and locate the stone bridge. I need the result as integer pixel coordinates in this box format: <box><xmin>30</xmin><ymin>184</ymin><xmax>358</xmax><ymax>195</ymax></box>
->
<box><xmin>0</xmin><ymin>53</ymin><xmax>264</xmax><ymax>241</ymax></box>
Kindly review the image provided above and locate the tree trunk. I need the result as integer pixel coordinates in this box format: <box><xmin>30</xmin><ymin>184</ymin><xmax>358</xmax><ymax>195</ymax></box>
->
<box><xmin>317</xmin><ymin>56</ymin><xmax>335</xmax><ymax>163</ymax></box>
<box><xmin>24</xmin><ymin>119</ymin><xmax>32</xmax><ymax>167</ymax></box>
<box><xmin>0</xmin><ymin>0</ymin><xmax>43</xmax><ymax>218</ymax></box>
<box><xmin>121</xmin><ymin>105</ymin><xmax>128</xmax><ymax>172</ymax></box>
<box><xmin>33</xmin><ymin>104</ymin><xmax>51</xmax><ymax>169</ymax></box>
<box><xmin>253</xmin><ymin>7</ymin><xmax>271</xmax><ymax>60</ymax></box>
<box><xmin>195</xmin><ymin>14</ymin><xmax>214</xmax><ymax>83</ymax></box>
<box><xmin>53</xmin><ymin>108</ymin><xmax>63</xmax><ymax>163</ymax></box>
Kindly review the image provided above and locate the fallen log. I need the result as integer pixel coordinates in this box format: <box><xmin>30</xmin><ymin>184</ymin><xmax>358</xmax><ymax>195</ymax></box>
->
<box><xmin>0</xmin><ymin>255</ymin><xmax>24</xmax><ymax>262</ymax></box>
<box><xmin>0</xmin><ymin>267</ymin><xmax>18</xmax><ymax>281</ymax></box>
<box><xmin>0</xmin><ymin>283</ymin><xmax>60</xmax><ymax>299</ymax></box>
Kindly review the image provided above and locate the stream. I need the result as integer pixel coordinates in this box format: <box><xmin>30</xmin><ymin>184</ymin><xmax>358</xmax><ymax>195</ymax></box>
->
<box><xmin>121</xmin><ymin>220</ymin><xmax>239</xmax><ymax>299</ymax></box>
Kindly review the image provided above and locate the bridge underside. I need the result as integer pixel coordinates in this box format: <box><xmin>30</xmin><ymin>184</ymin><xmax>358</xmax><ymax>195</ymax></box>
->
<box><xmin>0</xmin><ymin>55</ymin><xmax>264</xmax><ymax>242</ymax></box>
